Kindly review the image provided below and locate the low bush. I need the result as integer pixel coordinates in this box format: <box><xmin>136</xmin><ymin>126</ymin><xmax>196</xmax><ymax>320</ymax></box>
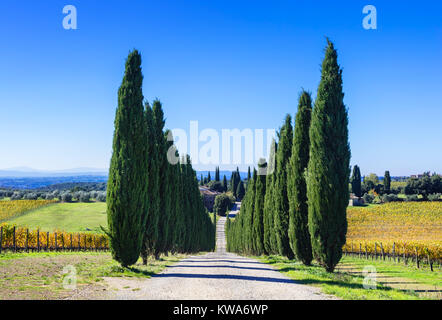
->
<box><xmin>405</xmin><ymin>194</ymin><xmax>419</xmax><ymax>202</ymax></box>
<box><xmin>428</xmin><ymin>193</ymin><xmax>441</xmax><ymax>201</ymax></box>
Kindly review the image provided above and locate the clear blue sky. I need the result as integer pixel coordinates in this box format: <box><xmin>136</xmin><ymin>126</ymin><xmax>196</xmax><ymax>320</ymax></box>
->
<box><xmin>0</xmin><ymin>0</ymin><xmax>440</xmax><ymax>176</ymax></box>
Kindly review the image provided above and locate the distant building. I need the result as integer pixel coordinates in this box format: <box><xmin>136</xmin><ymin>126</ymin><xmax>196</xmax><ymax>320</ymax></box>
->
<box><xmin>199</xmin><ymin>187</ymin><xmax>221</xmax><ymax>212</ymax></box>
<box><xmin>348</xmin><ymin>193</ymin><xmax>364</xmax><ymax>206</ymax></box>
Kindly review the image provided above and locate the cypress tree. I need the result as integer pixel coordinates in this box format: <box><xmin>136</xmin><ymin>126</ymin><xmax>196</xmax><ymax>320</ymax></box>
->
<box><xmin>384</xmin><ymin>170</ymin><xmax>391</xmax><ymax>194</ymax></box>
<box><xmin>252</xmin><ymin>160</ymin><xmax>266</xmax><ymax>255</ymax></box>
<box><xmin>163</xmin><ymin>130</ymin><xmax>179</xmax><ymax>254</ymax></box>
<box><xmin>200</xmin><ymin>174</ymin><xmax>204</xmax><ymax>186</ymax></box>
<box><xmin>307</xmin><ymin>39</ymin><xmax>351</xmax><ymax>272</ymax></box>
<box><xmin>288</xmin><ymin>91</ymin><xmax>313</xmax><ymax>265</ymax></box>
<box><xmin>152</xmin><ymin>100</ymin><xmax>167</xmax><ymax>259</ymax></box>
<box><xmin>208</xmin><ymin>171</ymin><xmax>211</xmax><ymax>183</ymax></box>
<box><xmin>236</xmin><ymin>180</ymin><xmax>245</xmax><ymax>201</ymax></box>
<box><xmin>141</xmin><ymin>102</ymin><xmax>159</xmax><ymax>264</ymax></box>
<box><xmin>215</xmin><ymin>167</ymin><xmax>220</xmax><ymax>181</ymax></box>
<box><xmin>274</xmin><ymin>115</ymin><xmax>295</xmax><ymax>259</ymax></box>
<box><xmin>351</xmin><ymin>165</ymin><xmax>362</xmax><ymax>197</ymax></box>
<box><xmin>222</xmin><ymin>175</ymin><xmax>228</xmax><ymax>192</ymax></box>
<box><xmin>230</xmin><ymin>172</ymin><xmax>235</xmax><ymax>198</ymax></box>
<box><xmin>263</xmin><ymin>138</ymin><xmax>277</xmax><ymax>254</ymax></box>
<box><xmin>247</xmin><ymin>169</ymin><xmax>257</xmax><ymax>253</ymax></box>
<box><xmin>107</xmin><ymin>50</ymin><xmax>148</xmax><ymax>267</ymax></box>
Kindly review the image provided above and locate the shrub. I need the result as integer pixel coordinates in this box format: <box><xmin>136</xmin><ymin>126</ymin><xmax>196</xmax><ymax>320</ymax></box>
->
<box><xmin>362</xmin><ymin>193</ymin><xmax>374</xmax><ymax>204</ymax></box>
<box><xmin>23</xmin><ymin>193</ymin><xmax>38</xmax><ymax>200</ymax></box>
<box><xmin>428</xmin><ymin>193</ymin><xmax>441</xmax><ymax>201</ymax></box>
<box><xmin>11</xmin><ymin>192</ymin><xmax>23</xmax><ymax>200</ymax></box>
<box><xmin>208</xmin><ymin>180</ymin><xmax>224</xmax><ymax>193</ymax></box>
<box><xmin>373</xmin><ymin>195</ymin><xmax>382</xmax><ymax>204</ymax></box>
<box><xmin>405</xmin><ymin>194</ymin><xmax>419</xmax><ymax>202</ymax></box>
<box><xmin>213</xmin><ymin>193</ymin><xmax>233</xmax><ymax>216</ymax></box>
<box><xmin>45</xmin><ymin>193</ymin><xmax>54</xmax><ymax>200</ymax></box>
<box><xmin>382</xmin><ymin>194</ymin><xmax>400</xmax><ymax>203</ymax></box>
<box><xmin>61</xmin><ymin>192</ymin><xmax>73</xmax><ymax>202</ymax></box>
<box><xmin>96</xmin><ymin>192</ymin><xmax>106</xmax><ymax>202</ymax></box>
<box><xmin>79</xmin><ymin>191</ymin><xmax>90</xmax><ymax>202</ymax></box>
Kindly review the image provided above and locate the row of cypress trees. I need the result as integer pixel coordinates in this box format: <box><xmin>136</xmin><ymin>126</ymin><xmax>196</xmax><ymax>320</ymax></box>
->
<box><xmin>226</xmin><ymin>39</ymin><xmax>350</xmax><ymax>272</ymax></box>
<box><xmin>106</xmin><ymin>50</ymin><xmax>215</xmax><ymax>267</ymax></box>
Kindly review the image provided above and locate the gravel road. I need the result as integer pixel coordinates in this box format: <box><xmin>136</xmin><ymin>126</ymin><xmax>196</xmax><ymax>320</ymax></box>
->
<box><xmin>105</xmin><ymin>215</ymin><xmax>336</xmax><ymax>300</ymax></box>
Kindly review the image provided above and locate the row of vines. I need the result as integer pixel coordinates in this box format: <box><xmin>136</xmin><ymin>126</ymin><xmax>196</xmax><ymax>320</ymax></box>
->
<box><xmin>343</xmin><ymin>202</ymin><xmax>442</xmax><ymax>270</ymax></box>
<box><xmin>0</xmin><ymin>200</ymin><xmax>56</xmax><ymax>222</ymax></box>
<box><xmin>0</xmin><ymin>224</ymin><xmax>109</xmax><ymax>252</ymax></box>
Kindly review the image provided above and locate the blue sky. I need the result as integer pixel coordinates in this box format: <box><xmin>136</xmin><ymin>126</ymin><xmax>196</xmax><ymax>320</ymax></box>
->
<box><xmin>0</xmin><ymin>0</ymin><xmax>441</xmax><ymax>176</ymax></box>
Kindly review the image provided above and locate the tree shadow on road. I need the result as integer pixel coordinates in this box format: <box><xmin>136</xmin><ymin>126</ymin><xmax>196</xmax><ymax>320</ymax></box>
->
<box><xmin>153</xmin><ymin>273</ymin><xmax>296</xmax><ymax>284</ymax></box>
<box><xmin>167</xmin><ymin>264</ymin><xmax>275</xmax><ymax>272</ymax></box>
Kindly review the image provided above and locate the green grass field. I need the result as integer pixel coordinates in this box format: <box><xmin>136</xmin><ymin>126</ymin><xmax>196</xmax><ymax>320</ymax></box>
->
<box><xmin>259</xmin><ymin>255</ymin><xmax>441</xmax><ymax>300</ymax></box>
<box><xmin>6</xmin><ymin>202</ymin><xmax>107</xmax><ymax>233</ymax></box>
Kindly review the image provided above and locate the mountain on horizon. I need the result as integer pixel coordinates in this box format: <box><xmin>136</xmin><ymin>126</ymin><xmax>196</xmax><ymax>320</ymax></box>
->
<box><xmin>0</xmin><ymin>167</ymin><xmax>108</xmax><ymax>178</ymax></box>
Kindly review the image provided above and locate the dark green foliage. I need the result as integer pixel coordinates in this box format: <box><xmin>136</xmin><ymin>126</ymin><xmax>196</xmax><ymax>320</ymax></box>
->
<box><xmin>384</xmin><ymin>170</ymin><xmax>391</xmax><ymax>194</ymax></box>
<box><xmin>273</xmin><ymin>114</ymin><xmax>295</xmax><ymax>259</ymax></box>
<box><xmin>252</xmin><ymin>161</ymin><xmax>266</xmax><ymax>255</ymax></box>
<box><xmin>306</xmin><ymin>39</ymin><xmax>351</xmax><ymax>272</ymax></box>
<box><xmin>351</xmin><ymin>165</ymin><xmax>362</xmax><ymax>197</ymax></box>
<box><xmin>236</xmin><ymin>180</ymin><xmax>245</xmax><ymax>201</ymax></box>
<box><xmin>152</xmin><ymin>100</ymin><xmax>169</xmax><ymax>259</ymax></box>
<box><xmin>207</xmin><ymin>172</ymin><xmax>211</xmax><ymax>183</ymax></box>
<box><xmin>215</xmin><ymin>167</ymin><xmax>220</xmax><ymax>182</ymax></box>
<box><xmin>222</xmin><ymin>175</ymin><xmax>228</xmax><ymax>192</ymax></box>
<box><xmin>230</xmin><ymin>167</ymin><xmax>241</xmax><ymax>199</ymax></box>
<box><xmin>208</xmin><ymin>180</ymin><xmax>224</xmax><ymax>192</ymax></box>
<box><xmin>107</xmin><ymin>50</ymin><xmax>148</xmax><ymax>267</ymax></box>
<box><xmin>404</xmin><ymin>172</ymin><xmax>442</xmax><ymax>199</ymax></box>
<box><xmin>288</xmin><ymin>90</ymin><xmax>313</xmax><ymax>265</ymax></box>
<box><xmin>213</xmin><ymin>193</ymin><xmax>234</xmax><ymax>216</ymax></box>
<box><xmin>263</xmin><ymin>139</ymin><xmax>278</xmax><ymax>254</ymax></box>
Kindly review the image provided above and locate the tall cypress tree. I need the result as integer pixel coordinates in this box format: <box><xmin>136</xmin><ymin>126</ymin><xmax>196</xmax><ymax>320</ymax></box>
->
<box><xmin>252</xmin><ymin>160</ymin><xmax>266</xmax><ymax>255</ymax></box>
<box><xmin>215</xmin><ymin>167</ymin><xmax>220</xmax><ymax>181</ymax></box>
<box><xmin>222</xmin><ymin>175</ymin><xmax>228</xmax><ymax>192</ymax></box>
<box><xmin>141</xmin><ymin>102</ymin><xmax>159</xmax><ymax>264</ymax></box>
<box><xmin>384</xmin><ymin>170</ymin><xmax>391</xmax><ymax>194</ymax></box>
<box><xmin>107</xmin><ymin>50</ymin><xmax>148</xmax><ymax>267</ymax></box>
<box><xmin>351</xmin><ymin>165</ymin><xmax>362</xmax><ymax>197</ymax></box>
<box><xmin>152</xmin><ymin>100</ymin><xmax>167</xmax><ymax>259</ymax></box>
<box><xmin>263</xmin><ymin>138</ymin><xmax>277</xmax><ymax>254</ymax></box>
<box><xmin>163</xmin><ymin>130</ymin><xmax>179</xmax><ymax>254</ymax></box>
<box><xmin>288</xmin><ymin>91</ymin><xmax>313</xmax><ymax>265</ymax></box>
<box><xmin>236</xmin><ymin>180</ymin><xmax>245</xmax><ymax>201</ymax></box>
<box><xmin>207</xmin><ymin>171</ymin><xmax>211</xmax><ymax>182</ymax></box>
<box><xmin>307</xmin><ymin>39</ymin><xmax>351</xmax><ymax>272</ymax></box>
<box><xmin>274</xmin><ymin>115</ymin><xmax>295</xmax><ymax>259</ymax></box>
<box><xmin>247</xmin><ymin>169</ymin><xmax>257</xmax><ymax>253</ymax></box>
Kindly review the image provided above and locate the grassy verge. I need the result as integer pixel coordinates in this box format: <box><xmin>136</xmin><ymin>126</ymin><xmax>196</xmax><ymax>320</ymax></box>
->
<box><xmin>257</xmin><ymin>255</ymin><xmax>438</xmax><ymax>300</ymax></box>
<box><xmin>0</xmin><ymin>251</ymin><xmax>186</xmax><ymax>299</ymax></box>
<box><xmin>337</xmin><ymin>256</ymin><xmax>441</xmax><ymax>296</ymax></box>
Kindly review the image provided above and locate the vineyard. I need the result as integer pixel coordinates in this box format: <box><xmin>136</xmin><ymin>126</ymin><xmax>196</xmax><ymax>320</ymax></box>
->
<box><xmin>0</xmin><ymin>223</ymin><xmax>109</xmax><ymax>252</ymax></box>
<box><xmin>0</xmin><ymin>200</ymin><xmax>56</xmax><ymax>222</ymax></box>
<box><xmin>343</xmin><ymin>202</ymin><xmax>442</xmax><ymax>269</ymax></box>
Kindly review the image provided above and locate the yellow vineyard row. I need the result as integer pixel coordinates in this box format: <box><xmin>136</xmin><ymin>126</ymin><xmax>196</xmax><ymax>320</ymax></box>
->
<box><xmin>0</xmin><ymin>200</ymin><xmax>56</xmax><ymax>221</ymax></box>
<box><xmin>345</xmin><ymin>202</ymin><xmax>442</xmax><ymax>261</ymax></box>
<box><xmin>0</xmin><ymin>224</ymin><xmax>109</xmax><ymax>250</ymax></box>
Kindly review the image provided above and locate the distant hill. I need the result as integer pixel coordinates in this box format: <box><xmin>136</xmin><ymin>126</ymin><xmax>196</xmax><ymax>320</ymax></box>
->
<box><xmin>0</xmin><ymin>176</ymin><xmax>108</xmax><ymax>190</ymax></box>
<box><xmin>0</xmin><ymin>167</ymin><xmax>108</xmax><ymax>178</ymax></box>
